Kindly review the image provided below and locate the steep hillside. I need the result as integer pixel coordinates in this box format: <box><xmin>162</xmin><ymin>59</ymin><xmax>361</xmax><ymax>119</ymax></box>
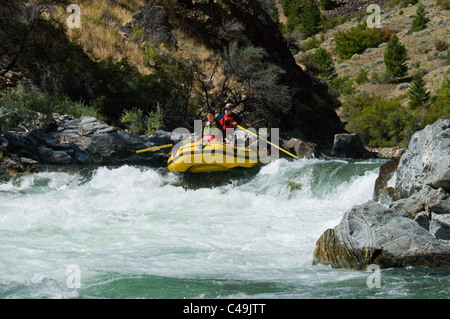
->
<box><xmin>281</xmin><ymin>0</ymin><xmax>449</xmax><ymax>148</ymax></box>
<box><xmin>128</xmin><ymin>0</ymin><xmax>345</xmax><ymax>149</ymax></box>
<box><xmin>1</xmin><ymin>0</ymin><xmax>347</xmax><ymax>151</ymax></box>
<box><xmin>319</xmin><ymin>1</ymin><xmax>449</xmax><ymax>98</ymax></box>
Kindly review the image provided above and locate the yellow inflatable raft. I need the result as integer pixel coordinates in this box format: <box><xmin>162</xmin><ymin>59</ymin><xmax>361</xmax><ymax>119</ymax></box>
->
<box><xmin>168</xmin><ymin>140</ymin><xmax>260</xmax><ymax>173</ymax></box>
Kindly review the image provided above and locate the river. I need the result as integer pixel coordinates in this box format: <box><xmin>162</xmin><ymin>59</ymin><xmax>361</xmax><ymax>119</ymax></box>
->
<box><xmin>0</xmin><ymin>159</ymin><xmax>448</xmax><ymax>299</ymax></box>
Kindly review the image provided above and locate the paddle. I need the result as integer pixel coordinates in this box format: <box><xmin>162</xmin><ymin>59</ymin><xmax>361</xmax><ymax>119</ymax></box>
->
<box><xmin>136</xmin><ymin>144</ymin><xmax>173</xmax><ymax>154</ymax></box>
<box><xmin>237</xmin><ymin>125</ymin><xmax>298</xmax><ymax>160</ymax></box>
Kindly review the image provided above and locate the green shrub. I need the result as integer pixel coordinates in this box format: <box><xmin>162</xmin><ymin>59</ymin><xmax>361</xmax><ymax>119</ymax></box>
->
<box><xmin>355</xmin><ymin>68</ymin><xmax>370</xmax><ymax>85</ymax></box>
<box><xmin>328</xmin><ymin>76</ymin><xmax>357</xmax><ymax>97</ymax></box>
<box><xmin>437</xmin><ymin>0</ymin><xmax>450</xmax><ymax>9</ymax></box>
<box><xmin>146</xmin><ymin>104</ymin><xmax>164</xmax><ymax>135</ymax></box>
<box><xmin>283</xmin><ymin>0</ymin><xmax>303</xmax><ymax>31</ymax></box>
<box><xmin>0</xmin><ymin>84</ymin><xmax>103</xmax><ymax>132</ymax></box>
<box><xmin>120</xmin><ymin>104</ymin><xmax>165</xmax><ymax>136</ymax></box>
<box><xmin>121</xmin><ymin>108</ymin><xmax>146</xmax><ymax>135</ymax></box>
<box><xmin>303</xmin><ymin>36</ymin><xmax>321</xmax><ymax>50</ymax></box>
<box><xmin>427</xmin><ymin>76</ymin><xmax>450</xmax><ymax>124</ymax></box>
<box><xmin>335</xmin><ymin>23</ymin><xmax>384</xmax><ymax>60</ymax></box>
<box><xmin>322</xmin><ymin>15</ymin><xmax>346</xmax><ymax>31</ymax></box>
<box><xmin>342</xmin><ymin>94</ymin><xmax>415</xmax><ymax>147</ymax></box>
<box><xmin>307</xmin><ymin>47</ymin><xmax>336</xmax><ymax>80</ymax></box>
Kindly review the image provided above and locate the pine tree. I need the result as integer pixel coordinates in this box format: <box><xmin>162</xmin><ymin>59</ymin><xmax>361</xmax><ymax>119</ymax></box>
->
<box><xmin>284</xmin><ymin>0</ymin><xmax>303</xmax><ymax>31</ymax></box>
<box><xmin>282</xmin><ymin>0</ymin><xmax>303</xmax><ymax>17</ymax></box>
<box><xmin>408</xmin><ymin>71</ymin><xmax>430</xmax><ymax>109</ymax></box>
<box><xmin>384</xmin><ymin>34</ymin><xmax>408</xmax><ymax>80</ymax></box>
<box><xmin>299</xmin><ymin>0</ymin><xmax>322</xmax><ymax>37</ymax></box>
<box><xmin>410</xmin><ymin>3</ymin><xmax>428</xmax><ymax>33</ymax></box>
<box><xmin>308</xmin><ymin>47</ymin><xmax>336</xmax><ymax>80</ymax></box>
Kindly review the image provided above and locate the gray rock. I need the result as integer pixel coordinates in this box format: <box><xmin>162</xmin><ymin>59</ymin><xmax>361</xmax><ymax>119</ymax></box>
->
<box><xmin>20</xmin><ymin>157</ymin><xmax>39</xmax><ymax>165</ymax></box>
<box><xmin>414</xmin><ymin>212</ymin><xmax>430</xmax><ymax>230</ymax></box>
<box><xmin>37</xmin><ymin>146</ymin><xmax>73</xmax><ymax>165</ymax></box>
<box><xmin>314</xmin><ymin>119</ymin><xmax>450</xmax><ymax>270</ymax></box>
<box><xmin>430</xmin><ymin>213</ymin><xmax>450</xmax><ymax>240</ymax></box>
<box><xmin>58</xmin><ymin>116</ymin><xmax>117</xmax><ymax>137</ymax></box>
<box><xmin>313</xmin><ymin>201</ymin><xmax>450</xmax><ymax>270</ymax></box>
<box><xmin>4</xmin><ymin>131</ymin><xmax>37</xmax><ymax>157</ymax></box>
<box><xmin>0</xmin><ymin>136</ymin><xmax>8</xmax><ymax>150</ymax></box>
<box><xmin>86</xmin><ymin>132</ymin><xmax>171</xmax><ymax>166</ymax></box>
<box><xmin>281</xmin><ymin>138</ymin><xmax>317</xmax><ymax>159</ymax></box>
<box><xmin>394</xmin><ymin>119</ymin><xmax>450</xmax><ymax>199</ymax></box>
<box><xmin>430</xmin><ymin>168</ymin><xmax>450</xmax><ymax>193</ymax></box>
<box><xmin>331</xmin><ymin>133</ymin><xmax>376</xmax><ymax>159</ymax></box>
<box><xmin>429</xmin><ymin>196</ymin><xmax>450</xmax><ymax>215</ymax></box>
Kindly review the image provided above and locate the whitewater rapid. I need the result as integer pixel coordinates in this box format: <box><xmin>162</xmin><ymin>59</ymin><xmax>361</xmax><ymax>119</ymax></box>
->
<box><xmin>0</xmin><ymin>158</ymin><xmax>385</xmax><ymax>298</ymax></box>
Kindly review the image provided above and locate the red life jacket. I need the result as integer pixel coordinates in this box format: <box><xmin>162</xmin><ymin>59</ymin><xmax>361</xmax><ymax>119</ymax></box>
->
<box><xmin>220</xmin><ymin>114</ymin><xmax>236</xmax><ymax>130</ymax></box>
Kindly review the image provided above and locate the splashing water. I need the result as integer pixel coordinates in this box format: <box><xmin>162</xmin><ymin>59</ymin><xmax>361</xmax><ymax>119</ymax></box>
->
<box><xmin>0</xmin><ymin>159</ymin><xmax>448</xmax><ymax>299</ymax></box>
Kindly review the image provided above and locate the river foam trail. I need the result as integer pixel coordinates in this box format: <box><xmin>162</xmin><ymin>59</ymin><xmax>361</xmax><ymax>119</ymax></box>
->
<box><xmin>2</xmin><ymin>158</ymin><xmax>446</xmax><ymax>299</ymax></box>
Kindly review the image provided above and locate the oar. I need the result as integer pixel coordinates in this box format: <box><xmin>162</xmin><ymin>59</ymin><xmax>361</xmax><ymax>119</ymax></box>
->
<box><xmin>136</xmin><ymin>144</ymin><xmax>173</xmax><ymax>154</ymax></box>
<box><xmin>237</xmin><ymin>125</ymin><xmax>298</xmax><ymax>160</ymax></box>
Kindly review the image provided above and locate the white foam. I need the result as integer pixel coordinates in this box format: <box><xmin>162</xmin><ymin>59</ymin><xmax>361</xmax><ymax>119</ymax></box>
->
<box><xmin>0</xmin><ymin>160</ymin><xmax>382</xmax><ymax>293</ymax></box>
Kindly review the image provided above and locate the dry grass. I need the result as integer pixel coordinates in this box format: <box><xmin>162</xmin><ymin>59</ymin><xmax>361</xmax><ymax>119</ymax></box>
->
<box><xmin>63</xmin><ymin>0</ymin><xmax>151</xmax><ymax>74</ymax></box>
<box><xmin>306</xmin><ymin>0</ymin><xmax>450</xmax><ymax>102</ymax></box>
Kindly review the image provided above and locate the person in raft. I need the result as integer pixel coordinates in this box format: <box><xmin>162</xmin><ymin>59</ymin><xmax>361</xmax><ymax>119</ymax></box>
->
<box><xmin>219</xmin><ymin>103</ymin><xmax>243</xmax><ymax>145</ymax></box>
<box><xmin>202</xmin><ymin>109</ymin><xmax>224</xmax><ymax>142</ymax></box>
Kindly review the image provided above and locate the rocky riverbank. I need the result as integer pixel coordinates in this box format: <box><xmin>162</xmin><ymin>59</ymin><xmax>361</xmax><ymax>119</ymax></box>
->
<box><xmin>0</xmin><ymin>112</ymin><xmax>174</xmax><ymax>179</ymax></box>
<box><xmin>1</xmin><ymin>107</ymin><xmax>382</xmax><ymax>180</ymax></box>
<box><xmin>313</xmin><ymin>119</ymin><xmax>450</xmax><ymax>269</ymax></box>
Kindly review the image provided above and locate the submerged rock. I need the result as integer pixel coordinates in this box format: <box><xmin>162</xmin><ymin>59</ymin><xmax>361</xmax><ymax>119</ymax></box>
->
<box><xmin>314</xmin><ymin>119</ymin><xmax>450</xmax><ymax>270</ymax></box>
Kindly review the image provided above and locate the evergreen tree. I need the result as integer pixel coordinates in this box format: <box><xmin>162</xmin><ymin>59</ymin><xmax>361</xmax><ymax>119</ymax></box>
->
<box><xmin>282</xmin><ymin>0</ymin><xmax>303</xmax><ymax>17</ymax></box>
<box><xmin>384</xmin><ymin>34</ymin><xmax>408</xmax><ymax>80</ymax></box>
<box><xmin>408</xmin><ymin>71</ymin><xmax>430</xmax><ymax>109</ymax></box>
<box><xmin>307</xmin><ymin>47</ymin><xmax>336</xmax><ymax>80</ymax></box>
<box><xmin>410</xmin><ymin>3</ymin><xmax>428</xmax><ymax>33</ymax></box>
<box><xmin>284</xmin><ymin>0</ymin><xmax>303</xmax><ymax>31</ymax></box>
<box><xmin>299</xmin><ymin>0</ymin><xmax>322</xmax><ymax>37</ymax></box>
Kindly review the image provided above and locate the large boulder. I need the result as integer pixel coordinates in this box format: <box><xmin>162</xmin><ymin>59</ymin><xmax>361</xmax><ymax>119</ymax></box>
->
<box><xmin>313</xmin><ymin>199</ymin><xmax>450</xmax><ymax>270</ymax></box>
<box><xmin>281</xmin><ymin>138</ymin><xmax>317</xmax><ymax>159</ymax></box>
<box><xmin>86</xmin><ymin>131</ymin><xmax>171</xmax><ymax>166</ymax></box>
<box><xmin>394</xmin><ymin>119</ymin><xmax>450</xmax><ymax>199</ymax></box>
<box><xmin>331</xmin><ymin>133</ymin><xmax>377</xmax><ymax>159</ymax></box>
<box><xmin>314</xmin><ymin>120</ymin><xmax>450</xmax><ymax>270</ymax></box>
<box><xmin>1</xmin><ymin>114</ymin><xmax>173</xmax><ymax>168</ymax></box>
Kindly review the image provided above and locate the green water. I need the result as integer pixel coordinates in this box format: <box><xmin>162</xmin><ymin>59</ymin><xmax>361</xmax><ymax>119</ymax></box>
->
<box><xmin>0</xmin><ymin>159</ymin><xmax>448</xmax><ymax>299</ymax></box>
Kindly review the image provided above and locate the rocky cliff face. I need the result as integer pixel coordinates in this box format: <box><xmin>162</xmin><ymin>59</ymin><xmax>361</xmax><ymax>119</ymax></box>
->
<box><xmin>136</xmin><ymin>0</ymin><xmax>345</xmax><ymax>150</ymax></box>
<box><xmin>313</xmin><ymin>119</ymin><xmax>450</xmax><ymax>270</ymax></box>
